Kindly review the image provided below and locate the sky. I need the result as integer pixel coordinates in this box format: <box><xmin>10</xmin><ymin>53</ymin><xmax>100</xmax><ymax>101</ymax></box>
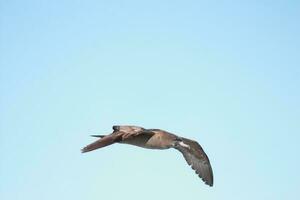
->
<box><xmin>0</xmin><ymin>0</ymin><xmax>299</xmax><ymax>200</ymax></box>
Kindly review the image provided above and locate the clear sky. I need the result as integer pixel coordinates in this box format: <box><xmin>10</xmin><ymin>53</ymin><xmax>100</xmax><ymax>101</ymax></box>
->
<box><xmin>1</xmin><ymin>1</ymin><xmax>299</xmax><ymax>200</ymax></box>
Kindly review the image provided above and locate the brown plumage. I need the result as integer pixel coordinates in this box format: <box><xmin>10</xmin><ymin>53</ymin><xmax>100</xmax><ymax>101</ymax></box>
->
<box><xmin>81</xmin><ymin>125</ymin><xmax>214</xmax><ymax>186</ymax></box>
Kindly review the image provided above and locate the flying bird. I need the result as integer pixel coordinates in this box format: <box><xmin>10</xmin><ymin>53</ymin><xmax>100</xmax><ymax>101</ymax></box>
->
<box><xmin>81</xmin><ymin>125</ymin><xmax>214</xmax><ymax>186</ymax></box>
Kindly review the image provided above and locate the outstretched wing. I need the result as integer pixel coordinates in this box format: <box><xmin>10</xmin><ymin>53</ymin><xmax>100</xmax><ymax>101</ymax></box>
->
<box><xmin>113</xmin><ymin>125</ymin><xmax>145</xmax><ymax>133</ymax></box>
<box><xmin>176</xmin><ymin>137</ymin><xmax>213</xmax><ymax>186</ymax></box>
<box><xmin>113</xmin><ymin>125</ymin><xmax>147</xmax><ymax>140</ymax></box>
<box><xmin>81</xmin><ymin>125</ymin><xmax>147</xmax><ymax>153</ymax></box>
<box><xmin>81</xmin><ymin>133</ymin><xmax>122</xmax><ymax>153</ymax></box>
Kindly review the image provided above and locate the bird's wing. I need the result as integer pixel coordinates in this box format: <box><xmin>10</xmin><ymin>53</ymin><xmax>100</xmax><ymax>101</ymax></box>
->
<box><xmin>81</xmin><ymin>133</ymin><xmax>122</xmax><ymax>153</ymax></box>
<box><xmin>112</xmin><ymin>125</ymin><xmax>145</xmax><ymax>133</ymax></box>
<box><xmin>81</xmin><ymin>126</ymin><xmax>152</xmax><ymax>153</ymax></box>
<box><xmin>175</xmin><ymin>137</ymin><xmax>214</xmax><ymax>186</ymax></box>
<box><xmin>112</xmin><ymin>125</ymin><xmax>149</xmax><ymax>140</ymax></box>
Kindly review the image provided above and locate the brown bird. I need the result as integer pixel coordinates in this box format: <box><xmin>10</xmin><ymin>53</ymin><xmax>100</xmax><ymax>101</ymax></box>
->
<box><xmin>81</xmin><ymin>125</ymin><xmax>214</xmax><ymax>186</ymax></box>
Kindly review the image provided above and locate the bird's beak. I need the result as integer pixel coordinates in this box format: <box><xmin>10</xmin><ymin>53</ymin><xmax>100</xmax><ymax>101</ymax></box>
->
<box><xmin>90</xmin><ymin>135</ymin><xmax>105</xmax><ymax>138</ymax></box>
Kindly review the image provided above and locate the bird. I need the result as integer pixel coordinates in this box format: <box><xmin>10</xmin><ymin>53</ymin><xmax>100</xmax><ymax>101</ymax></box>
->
<box><xmin>81</xmin><ymin>125</ymin><xmax>214</xmax><ymax>186</ymax></box>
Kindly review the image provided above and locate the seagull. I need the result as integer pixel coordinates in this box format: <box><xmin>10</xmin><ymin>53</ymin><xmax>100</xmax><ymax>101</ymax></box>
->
<box><xmin>81</xmin><ymin>125</ymin><xmax>214</xmax><ymax>186</ymax></box>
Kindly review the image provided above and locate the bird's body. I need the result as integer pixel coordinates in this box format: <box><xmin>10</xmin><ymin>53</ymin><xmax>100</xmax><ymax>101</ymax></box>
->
<box><xmin>82</xmin><ymin>125</ymin><xmax>214</xmax><ymax>186</ymax></box>
<box><xmin>121</xmin><ymin>129</ymin><xmax>177</xmax><ymax>149</ymax></box>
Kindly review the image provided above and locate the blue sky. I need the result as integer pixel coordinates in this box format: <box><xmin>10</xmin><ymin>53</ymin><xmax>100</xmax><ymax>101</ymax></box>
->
<box><xmin>1</xmin><ymin>1</ymin><xmax>299</xmax><ymax>199</ymax></box>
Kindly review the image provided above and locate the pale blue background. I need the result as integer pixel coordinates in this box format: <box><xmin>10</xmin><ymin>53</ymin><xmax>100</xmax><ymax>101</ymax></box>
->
<box><xmin>1</xmin><ymin>1</ymin><xmax>299</xmax><ymax>200</ymax></box>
